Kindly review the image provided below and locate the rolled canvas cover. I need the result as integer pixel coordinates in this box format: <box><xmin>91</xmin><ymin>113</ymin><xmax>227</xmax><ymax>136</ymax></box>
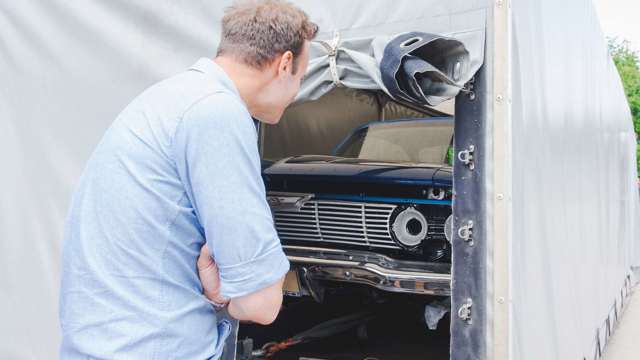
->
<box><xmin>381</xmin><ymin>32</ymin><xmax>471</xmax><ymax>106</ymax></box>
<box><xmin>296</xmin><ymin>1</ymin><xmax>486</xmax><ymax>103</ymax></box>
<box><xmin>0</xmin><ymin>1</ymin><xmax>486</xmax><ymax>358</ymax></box>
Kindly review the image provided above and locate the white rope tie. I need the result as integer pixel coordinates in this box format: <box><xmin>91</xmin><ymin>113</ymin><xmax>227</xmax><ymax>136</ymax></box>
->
<box><xmin>319</xmin><ymin>31</ymin><xmax>342</xmax><ymax>86</ymax></box>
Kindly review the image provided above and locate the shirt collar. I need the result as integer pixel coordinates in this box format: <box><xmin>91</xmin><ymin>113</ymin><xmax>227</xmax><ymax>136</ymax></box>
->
<box><xmin>189</xmin><ymin>58</ymin><xmax>241</xmax><ymax>97</ymax></box>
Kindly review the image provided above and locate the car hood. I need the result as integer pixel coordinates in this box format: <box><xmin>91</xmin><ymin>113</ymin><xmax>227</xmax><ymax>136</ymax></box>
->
<box><xmin>263</xmin><ymin>155</ymin><xmax>452</xmax><ymax>187</ymax></box>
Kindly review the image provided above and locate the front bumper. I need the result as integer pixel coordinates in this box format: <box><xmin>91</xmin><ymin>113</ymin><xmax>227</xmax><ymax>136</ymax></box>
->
<box><xmin>284</xmin><ymin>245</ymin><xmax>451</xmax><ymax>296</ymax></box>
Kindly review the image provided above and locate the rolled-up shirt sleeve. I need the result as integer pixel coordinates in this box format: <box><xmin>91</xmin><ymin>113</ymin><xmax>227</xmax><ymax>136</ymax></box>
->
<box><xmin>172</xmin><ymin>92</ymin><xmax>289</xmax><ymax>299</ymax></box>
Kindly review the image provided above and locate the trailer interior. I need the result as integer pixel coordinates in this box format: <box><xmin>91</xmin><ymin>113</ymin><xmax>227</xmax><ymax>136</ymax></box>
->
<box><xmin>236</xmin><ymin>87</ymin><xmax>458</xmax><ymax>360</ymax></box>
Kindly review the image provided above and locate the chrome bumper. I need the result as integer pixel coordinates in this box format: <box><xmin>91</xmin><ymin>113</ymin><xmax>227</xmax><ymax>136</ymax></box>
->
<box><xmin>283</xmin><ymin>245</ymin><xmax>451</xmax><ymax>296</ymax></box>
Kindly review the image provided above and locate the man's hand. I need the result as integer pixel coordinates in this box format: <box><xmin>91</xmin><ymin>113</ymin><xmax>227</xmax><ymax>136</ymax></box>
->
<box><xmin>197</xmin><ymin>244</ymin><xmax>229</xmax><ymax>308</ymax></box>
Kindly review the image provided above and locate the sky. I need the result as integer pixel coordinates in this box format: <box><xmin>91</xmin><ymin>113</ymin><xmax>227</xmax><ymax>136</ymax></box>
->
<box><xmin>593</xmin><ymin>0</ymin><xmax>640</xmax><ymax>51</ymax></box>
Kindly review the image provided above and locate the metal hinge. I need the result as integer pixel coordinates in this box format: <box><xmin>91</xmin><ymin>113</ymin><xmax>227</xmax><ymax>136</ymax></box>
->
<box><xmin>457</xmin><ymin>298</ymin><xmax>473</xmax><ymax>325</ymax></box>
<box><xmin>457</xmin><ymin>220</ymin><xmax>474</xmax><ymax>246</ymax></box>
<box><xmin>457</xmin><ymin>145</ymin><xmax>475</xmax><ymax>170</ymax></box>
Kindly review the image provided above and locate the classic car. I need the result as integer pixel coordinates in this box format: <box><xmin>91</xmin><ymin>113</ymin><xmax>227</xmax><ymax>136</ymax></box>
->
<box><xmin>236</xmin><ymin>117</ymin><xmax>455</xmax><ymax>359</ymax></box>
<box><xmin>262</xmin><ymin>117</ymin><xmax>454</xmax><ymax>299</ymax></box>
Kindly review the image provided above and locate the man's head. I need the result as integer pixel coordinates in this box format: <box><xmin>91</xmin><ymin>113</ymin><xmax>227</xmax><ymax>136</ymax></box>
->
<box><xmin>215</xmin><ymin>0</ymin><xmax>318</xmax><ymax>124</ymax></box>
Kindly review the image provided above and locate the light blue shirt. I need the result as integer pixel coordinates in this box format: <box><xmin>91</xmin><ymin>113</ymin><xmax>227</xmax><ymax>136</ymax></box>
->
<box><xmin>59</xmin><ymin>58</ymin><xmax>289</xmax><ymax>359</ymax></box>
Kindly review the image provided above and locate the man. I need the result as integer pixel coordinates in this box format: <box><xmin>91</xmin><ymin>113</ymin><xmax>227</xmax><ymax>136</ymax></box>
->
<box><xmin>59</xmin><ymin>1</ymin><xmax>318</xmax><ymax>358</ymax></box>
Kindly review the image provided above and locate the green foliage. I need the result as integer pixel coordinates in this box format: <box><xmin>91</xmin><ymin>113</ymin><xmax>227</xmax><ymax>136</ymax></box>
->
<box><xmin>608</xmin><ymin>39</ymin><xmax>640</xmax><ymax>175</ymax></box>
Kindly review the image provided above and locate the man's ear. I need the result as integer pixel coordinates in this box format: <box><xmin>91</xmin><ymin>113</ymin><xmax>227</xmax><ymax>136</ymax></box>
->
<box><xmin>278</xmin><ymin>50</ymin><xmax>294</xmax><ymax>76</ymax></box>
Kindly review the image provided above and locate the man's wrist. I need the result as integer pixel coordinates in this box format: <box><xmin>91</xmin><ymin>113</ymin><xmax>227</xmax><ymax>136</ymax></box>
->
<box><xmin>205</xmin><ymin>293</ymin><xmax>230</xmax><ymax>310</ymax></box>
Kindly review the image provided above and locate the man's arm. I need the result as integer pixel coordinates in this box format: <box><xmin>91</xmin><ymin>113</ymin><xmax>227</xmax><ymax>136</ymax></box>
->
<box><xmin>227</xmin><ymin>278</ymin><xmax>284</xmax><ymax>325</ymax></box>
<box><xmin>197</xmin><ymin>244</ymin><xmax>284</xmax><ymax>325</ymax></box>
<box><xmin>173</xmin><ymin>93</ymin><xmax>290</xmax><ymax>324</ymax></box>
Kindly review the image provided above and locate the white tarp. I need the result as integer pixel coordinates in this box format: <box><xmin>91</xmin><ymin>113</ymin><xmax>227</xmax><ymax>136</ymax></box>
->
<box><xmin>2</xmin><ymin>1</ymin><xmax>639</xmax><ymax>360</ymax></box>
<box><xmin>511</xmin><ymin>0</ymin><xmax>640</xmax><ymax>359</ymax></box>
<box><xmin>0</xmin><ymin>1</ymin><xmax>485</xmax><ymax>358</ymax></box>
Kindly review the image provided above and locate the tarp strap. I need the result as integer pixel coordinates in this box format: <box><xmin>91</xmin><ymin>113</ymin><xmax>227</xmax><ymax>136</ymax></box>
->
<box><xmin>318</xmin><ymin>31</ymin><xmax>342</xmax><ymax>87</ymax></box>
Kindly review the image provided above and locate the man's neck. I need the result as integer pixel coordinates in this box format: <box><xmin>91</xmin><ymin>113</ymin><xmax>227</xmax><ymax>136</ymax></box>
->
<box><xmin>214</xmin><ymin>56</ymin><xmax>271</xmax><ymax>118</ymax></box>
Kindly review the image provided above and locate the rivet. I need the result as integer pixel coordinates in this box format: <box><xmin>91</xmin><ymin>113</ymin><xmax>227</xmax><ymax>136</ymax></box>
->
<box><xmin>496</xmin><ymin>94</ymin><xmax>504</xmax><ymax>102</ymax></box>
<box><xmin>497</xmin><ymin>297</ymin><xmax>505</xmax><ymax>304</ymax></box>
<box><xmin>497</xmin><ymin>193</ymin><xmax>504</xmax><ymax>200</ymax></box>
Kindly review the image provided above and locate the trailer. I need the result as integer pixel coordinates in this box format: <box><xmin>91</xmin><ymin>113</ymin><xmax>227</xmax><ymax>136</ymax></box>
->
<box><xmin>1</xmin><ymin>1</ymin><xmax>638</xmax><ymax>359</ymax></box>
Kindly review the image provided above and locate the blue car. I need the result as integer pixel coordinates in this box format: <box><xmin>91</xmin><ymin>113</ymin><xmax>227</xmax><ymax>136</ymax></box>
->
<box><xmin>262</xmin><ymin>118</ymin><xmax>454</xmax><ymax>297</ymax></box>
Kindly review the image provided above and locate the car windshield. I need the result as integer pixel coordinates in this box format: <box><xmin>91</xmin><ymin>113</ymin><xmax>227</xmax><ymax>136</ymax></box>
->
<box><xmin>334</xmin><ymin>119</ymin><xmax>454</xmax><ymax>165</ymax></box>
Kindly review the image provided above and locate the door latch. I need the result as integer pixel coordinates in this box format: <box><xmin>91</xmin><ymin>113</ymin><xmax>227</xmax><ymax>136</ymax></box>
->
<box><xmin>457</xmin><ymin>145</ymin><xmax>475</xmax><ymax>170</ymax></box>
<box><xmin>457</xmin><ymin>298</ymin><xmax>473</xmax><ymax>325</ymax></box>
<box><xmin>461</xmin><ymin>76</ymin><xmax>476</xmax><ymax>101</ymax></box>
<box><xmin>457</xmin><ymin>220</ymin><xmax>474</xmax><ymax>246</ymax></box>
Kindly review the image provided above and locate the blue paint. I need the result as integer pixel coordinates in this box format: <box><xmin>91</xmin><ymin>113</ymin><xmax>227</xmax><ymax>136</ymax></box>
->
<box><xmin>313</xmin><ymin>193</ymin><xmax>452</xmax><ymax>206</ymax></box>
<box><xmin>264</xmin><ymin>159</ymin><xmax>452</xmax><ymax>186</ymax></box>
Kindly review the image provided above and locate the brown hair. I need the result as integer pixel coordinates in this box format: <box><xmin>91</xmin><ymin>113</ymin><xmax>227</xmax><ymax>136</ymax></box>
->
<box><xmin>216</xmin><ymin>0</ymin><xmax>318</xmax><ymax>73</ymax></box>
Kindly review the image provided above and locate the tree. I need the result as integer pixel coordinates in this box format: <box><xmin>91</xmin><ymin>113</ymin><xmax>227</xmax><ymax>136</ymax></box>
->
<box><xmin>608</xmin><ymin>39</ymin><xmax>640</xmax><ymax>175</ymax></box>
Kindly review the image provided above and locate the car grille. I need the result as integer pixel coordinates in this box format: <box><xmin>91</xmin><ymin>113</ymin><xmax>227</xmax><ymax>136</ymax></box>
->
<box><xmin>273</xmin><ymin>200</ymin><xmax>401</xmax><ymax>249</ymax></box>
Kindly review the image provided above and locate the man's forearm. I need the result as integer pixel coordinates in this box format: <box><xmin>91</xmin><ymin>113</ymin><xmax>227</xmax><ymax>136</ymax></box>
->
<box><xmin>197</xmin><ymin>244</ymin><xmax>285</xmax><ymax>324</ymax></box>
<box><xmin>227</xmin><ymin>277</ymin><xmax>285</xmax><ymax>325</ymax></box>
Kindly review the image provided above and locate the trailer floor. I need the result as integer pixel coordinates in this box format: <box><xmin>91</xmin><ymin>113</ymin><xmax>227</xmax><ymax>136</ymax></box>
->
<box><xmin>604</xmin><ymin>288</ymin><xmax>640</xmax><ymax>360</ymax></box>
<box><xmin>239</xmin><ymin>296</ymin><xmax>451</xmax><ymax>359</ymax></box>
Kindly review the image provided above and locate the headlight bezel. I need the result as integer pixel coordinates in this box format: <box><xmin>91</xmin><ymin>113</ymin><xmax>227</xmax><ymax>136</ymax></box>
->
<box><xmin>389</xmin><ymin>206</ymin><xmax>429</xmax><ymax>249</ymax></box>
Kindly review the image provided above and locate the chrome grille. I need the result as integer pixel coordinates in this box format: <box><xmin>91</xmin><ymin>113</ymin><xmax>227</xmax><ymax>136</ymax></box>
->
<box><xmin>427</xmin><ymin>224</ymin><xmax>446</xmax><ymax>238</ymax></box>
<box><xmin>274</xmin><ymin>200</ymin><xmax>400</xmax><ymax>249</ymax></box>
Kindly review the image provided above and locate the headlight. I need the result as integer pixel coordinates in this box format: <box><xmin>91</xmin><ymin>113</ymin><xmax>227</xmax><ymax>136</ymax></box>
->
<box><xmin>444</xmin><ymin>214</ymin><xmax>453</xmax><ymax>243</ymax></box>
<box><xmin>390</xmin><ymin>207</ymin><xmax>428</xmax><ymax>248</ymax></box>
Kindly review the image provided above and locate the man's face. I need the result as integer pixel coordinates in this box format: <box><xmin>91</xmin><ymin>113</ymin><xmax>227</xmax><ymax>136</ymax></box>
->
<box><xmin>256</xmin><ymin>41</ymin><xmax>311</xmax><ymax>124</ymax></box>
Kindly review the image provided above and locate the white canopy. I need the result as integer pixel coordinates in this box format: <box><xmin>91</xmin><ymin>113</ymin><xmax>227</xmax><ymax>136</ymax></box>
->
<box><xmin>1</xmin><ymin>1</ymin><xmax>638</xmax><ymax>360</ymax></box>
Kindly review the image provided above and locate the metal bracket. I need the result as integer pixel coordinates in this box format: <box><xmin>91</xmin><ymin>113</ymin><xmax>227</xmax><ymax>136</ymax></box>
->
<box><xmin>300</xmin><ymin>267</ymin><xmax>326</xmax><ymax>303</ymax></box>
<box><xmin>266</xmin><ymin>192</ymin><xmax>313</xmax><ymax>211</ymax></box>
<box><xmin>457</xmin><ymin>145</ymin><xmax>475</xmax><ymax>170</ymax></box>
<box><xmin>457</xmin><ymin>298</ymin><xmax>473</xmax><ymax>325</ymax></box>
<box><xmin>427</xmin><ymin>187</ymin><xmax>446</xmax><ymax>200</ymax></box>
<box><xmin>461</xmin><ymin>76</ymin><xmax>476</xmax><ymax>100</ymax></box>
<box><xmin>457</xmin><ymin>220</ymin><xmax>474</xmax><ymax>246</ymax></box>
